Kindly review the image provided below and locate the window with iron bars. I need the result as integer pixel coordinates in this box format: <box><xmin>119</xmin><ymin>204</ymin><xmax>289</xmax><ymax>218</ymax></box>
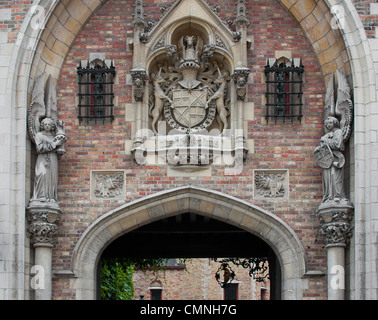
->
<box><xmin>77</xmin><ymin>59</ymin><xmax>116</xmax><ymax>124</ymax></box>
<box><xmin>264</xmin><ymin>58</ymin><xmax>304</xmax><ymax>123</ymax></box>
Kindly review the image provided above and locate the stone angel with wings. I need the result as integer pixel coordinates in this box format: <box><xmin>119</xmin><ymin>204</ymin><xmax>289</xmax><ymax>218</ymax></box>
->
<box><xmin>28</xmin><ymin>73</ymin><xmax>67</xmax><ymax>206</ymax></box>
<box><xmin>314</xmin><ymin>70</ymin><xmax>353</xmax><ymax>204</ymax></box>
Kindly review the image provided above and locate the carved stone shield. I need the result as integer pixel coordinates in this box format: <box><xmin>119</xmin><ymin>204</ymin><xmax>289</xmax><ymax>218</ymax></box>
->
<box><xmin>172</xmin><ymin>89</ymin><xmax>207</xmax><ymax>128</ymax></box>
<box><xmin>314</xmin><ymin>144</ymin><xmax>333</xmax><ymax>169</ymax></box>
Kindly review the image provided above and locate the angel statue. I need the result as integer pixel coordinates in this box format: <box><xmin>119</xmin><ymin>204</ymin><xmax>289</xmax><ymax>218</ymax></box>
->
<box><xmin>314</xmin><ymin>70</ymin><xmax>353</xmax><ymax>205</ymax></box>
<box><xmin>28</xmin><ymin>73</ymin><xmax>67</xmax><ymax>207</ymax></box>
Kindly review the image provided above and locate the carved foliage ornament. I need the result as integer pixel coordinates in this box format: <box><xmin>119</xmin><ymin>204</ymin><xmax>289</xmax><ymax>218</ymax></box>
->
<box><xmin>26</xmin><ymin>209</ymin><xmax>60</xmax><ymax>245</ymax></box>
<box><xmin>319</xmin><ymin>222</ymin><xmax>353</xmax><ymax>246</ymax></box>
<box><xmin>318</xmin><ymin>205</ymin><xmax>354</xmax><ymax>246</ymax></box>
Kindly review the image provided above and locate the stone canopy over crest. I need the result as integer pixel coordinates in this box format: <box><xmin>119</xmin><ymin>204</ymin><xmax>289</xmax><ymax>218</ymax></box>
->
<box><xmin>136</xmin><ymin>0</ymin><xmax>240</xmax><ymax>134</ymax></box>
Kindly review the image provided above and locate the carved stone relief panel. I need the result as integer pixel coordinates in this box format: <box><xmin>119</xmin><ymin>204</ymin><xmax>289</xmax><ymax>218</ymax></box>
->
<box><xmin>253</xmin><ymin>169</ymin><xmax>289</xmax><ymax>199</ymax></box>
<box><xmin>148</xmin><ymin>33</ymin><xmax>232</xmax><ymax>135</ymax></box>
<box><xmin>91</xmin><ymin>170</ymin><xmax>125</xmax><ymax>200</ymax></box>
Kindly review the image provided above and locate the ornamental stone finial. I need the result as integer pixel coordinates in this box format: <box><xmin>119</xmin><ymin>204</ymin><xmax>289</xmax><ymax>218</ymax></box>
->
<box><xmin>234</xmin><ymin>0</ymin><xmax>250</xmax><ymax>28</ymax></box>
<box><xmin>131</xmin><ymin>0</ymin><xmax>147</xmax><ymax>29</ymax></box>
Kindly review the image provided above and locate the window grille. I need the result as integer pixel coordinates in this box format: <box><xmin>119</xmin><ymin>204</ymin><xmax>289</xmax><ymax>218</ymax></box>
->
<box><xmin>264</xmin><ymin>58</ymin><xmax>304</xmax><ymax>123</ymax></box>
<box><xmin>77</xmin><ymin>60</ymin><xmax>116</xmax><ymax>124</ymax></box>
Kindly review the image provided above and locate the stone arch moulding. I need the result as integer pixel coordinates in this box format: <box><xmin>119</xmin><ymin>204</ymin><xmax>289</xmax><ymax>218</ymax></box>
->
<box><xmin>70</xmin><ymin>186</ymin><xmax>308</xmax><ymax>300</ymax></box>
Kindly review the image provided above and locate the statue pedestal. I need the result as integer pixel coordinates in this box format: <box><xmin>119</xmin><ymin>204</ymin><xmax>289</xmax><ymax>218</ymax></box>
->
<box><xmin>317</xmin><ymin>202</ymin><xmax>354</xmax><ymax>300</ymax></box>
<box><xmin>26</xmin><ymin>202</ymin><xmax>61</xmax><ymax>300</ymax></box>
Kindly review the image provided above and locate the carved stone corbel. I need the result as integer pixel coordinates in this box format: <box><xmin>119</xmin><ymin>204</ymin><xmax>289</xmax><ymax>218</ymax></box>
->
<box><xmin>139</xmin><ymin>32</ymin><xmax>149</xmax><ymax>43</ymax></box>
<box><xmin>232</xmin><ymin>67</ymin><xmax>250</xmax><ymax>101</ymax></box>
<box><xmin>317</xmin><ymin>202</ymin><xmax>354</xmax><ymax>300</ymax></box>
<box><xmin>320</xmin><ymin>222</ymin><xmax>352</xmax><ymax>246</ymax></box>
<box><xmin>26</xmin><ymin>204</ymin><xmax>61</xmax><ymax>300</ymax></box>
<box><xmin>130</xmin><ymin>69</ymin><xmax>148</xmax><ymax>102</ymax></box>
<box><xmin>318</xmin><ymin>204</ymin><xmax>354</xmax><ymax>247</ymax></box>
<box><xmin>26</xmin><ymin>206</ymin><xmax>61</xmax><ymax>246</ymax></box>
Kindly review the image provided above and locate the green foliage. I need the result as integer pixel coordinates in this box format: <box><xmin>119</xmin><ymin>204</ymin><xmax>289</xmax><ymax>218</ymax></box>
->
<box><xmin>100</xmin><ymin>257</ymin><xmax>185</xmax><ymax>300</ymax></box>
<box><xmin>134</xmin><ymin>258</ymin><xmax>169</xmax><ymax>272</ymax></box>
<box><xmin>100</xmin><ymin>258</ymin><xmax>135</xmax><ymax>300</ymax></box>
<box><xmin>100</xmin><ymin>257</ymin><xmax>191</xmax><ymax>300</ymax></box>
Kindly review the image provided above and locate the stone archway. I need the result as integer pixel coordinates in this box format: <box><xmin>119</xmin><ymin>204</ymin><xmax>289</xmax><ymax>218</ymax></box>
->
<box><xmin>70</xmin><ymin>186</ymin><xmax>308</xmax><ymax>300</ymax></box>
<box><xmin>5</xmin><ymin>0</ymin><xmax>375</xmax><ymax>300</ymax></box>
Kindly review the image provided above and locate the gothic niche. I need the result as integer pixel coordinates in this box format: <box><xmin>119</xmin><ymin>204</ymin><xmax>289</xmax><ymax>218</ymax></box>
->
<box><xmin>149</xmin><ymin>34</ymin><xmax>230</xmax><ymax>135</ymax></box>
<box><xmin>131</xmin><ymin>29</ymin><xmax>249</xmax><ymax>169</ymax></box>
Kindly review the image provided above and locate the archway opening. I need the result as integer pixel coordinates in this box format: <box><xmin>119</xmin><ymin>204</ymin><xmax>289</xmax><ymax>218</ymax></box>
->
<box><xmin>98</xmin><ymin>212</ymin><xmax>281</xmax><ymax>300</ymax></box>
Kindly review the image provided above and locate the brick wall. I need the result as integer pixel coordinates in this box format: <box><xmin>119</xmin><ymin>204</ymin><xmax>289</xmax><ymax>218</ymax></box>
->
<box><xmin>132</xmin><ymin>258</ymin><xmax>270</xmax><ymax>300</ymax></box>
<box><xmin>353</xmin><ymin>0</ymin><xmax>378</xmax><ymax>38</ymax></box>
<box><xmin>0</xmin><ymin>1</ymin><xmax>31</xmax><ymax>43</ymax></box>
<box><xmin>50</xmin><ymin>0</ymin><xmax>328</xmax><ymax>299</ymax></box>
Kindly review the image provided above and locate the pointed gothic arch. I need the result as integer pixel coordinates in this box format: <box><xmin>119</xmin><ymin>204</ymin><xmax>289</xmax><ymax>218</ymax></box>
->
<box><xmin>70</xmin><ymin>186</ymin><xmax>308</xmax><ymax>299</ymax></box>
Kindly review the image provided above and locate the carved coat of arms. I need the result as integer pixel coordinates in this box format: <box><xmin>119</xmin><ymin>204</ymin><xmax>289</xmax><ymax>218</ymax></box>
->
<box><xmin>172</xmin><ymin>89</ymin><xmax>208</xmax><ymax>128</ymax></box>
<box><xmin>149</xmin><ymin>35</ymin><xmax>229</xmax><ymax>134</ymax></box>
<box><xmin>314</xmin><ymin>144</ymin><xmax>334</xmax><ymax>169</ymax></box>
